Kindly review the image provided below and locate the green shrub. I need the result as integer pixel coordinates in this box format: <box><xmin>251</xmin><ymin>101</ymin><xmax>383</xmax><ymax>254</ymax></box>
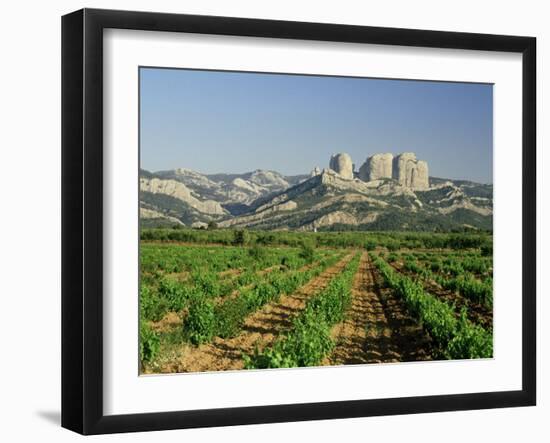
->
<box><xmin>233</xmin><ymin>229</ymin><xmax>250</xmax><ymax>246</ymax></box>
<box><xmin>387</xmin><ymin>253</ymin><xmax>398</xmax><ymax>263</ymax></box>
<box><xmin>158</xmin><ymin>277</ymin><xmax>189</xmax><ymax>311</ymax></box>
<box><xmin>139</xmin><ymin>321</ymin><xmax>160</xmax><ymax>363</ymax></box>
<box><xmin>281</xmin><ymin>255</ymin><xmax>300</xmax><ymax>269</ymax></box>
<box><xmin>298</xmin><ymin>240</ymin><xmax>316</xmax><ymax>264</ymax></box>
<box><xmin>447</xmin><ymin>309</ymin><xmax>493</xmax><ymax>359</ymax></box>
<box><xmin>140</xmin><ymin>284</ymin><xmax>168</xmax><ymax>322</ymax></box>
<box><xmin>245</xmin><ymin>311</ymin><xmax>333</xmax><ymax>369</ymax></box>
<box><xmin>481</xmin><ymin>243</ymin><xmax>493</xmax><ymax>257</ymax></box>
<box><xmin>215</xmin><ymin>296</ymin><xmax>248</xmax><ymax>338</ymax></box>
<box><xmin>184</xmin><ymin>299</ymin><xmax>216</xmax><ymax>344</ymax></box>
<box><xmin>438</xmin><ymin>274</ymin><xmax>493</xmax><ymax>307</ymax></box>
<box><xmin>249</xmin><ymin>244</ymin><xmax>268</xmax><ymax>262</ymax></box>
<box><xmin>364</xmin><ymin>239</ymin><xmax>377</xmax><ymax>251</ymax></box>
<box><xmin>386</xmin><ymin>241</ymin><xmax>400</xmax><ymax>252</ymax></box>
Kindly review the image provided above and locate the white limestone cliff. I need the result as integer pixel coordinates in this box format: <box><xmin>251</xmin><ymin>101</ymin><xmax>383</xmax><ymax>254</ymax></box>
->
<box><xmin>329</xmin><ymin>153</ymin><xmax>354</xmax><ymax>179</ymax></box>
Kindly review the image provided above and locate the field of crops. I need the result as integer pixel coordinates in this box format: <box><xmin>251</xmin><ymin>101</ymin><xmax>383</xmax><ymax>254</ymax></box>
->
<box><xmin>139</xmin><ymin>229</ymin><xmax>493</xmax><ymax>373</ymax></box>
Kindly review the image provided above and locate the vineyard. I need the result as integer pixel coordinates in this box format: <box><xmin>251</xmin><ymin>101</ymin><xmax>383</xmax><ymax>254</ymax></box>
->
<box><xmin>139</xmin><ymin>229</ymin><xmax>493</xmax><ymax>373</ymax></box>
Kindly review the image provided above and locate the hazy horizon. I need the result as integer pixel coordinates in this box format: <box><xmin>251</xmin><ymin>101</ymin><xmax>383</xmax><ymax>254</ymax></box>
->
<box><xmin>140</xmin><ymin>68</ymin><xmax>493</xmax><ymax>184</ymax></box>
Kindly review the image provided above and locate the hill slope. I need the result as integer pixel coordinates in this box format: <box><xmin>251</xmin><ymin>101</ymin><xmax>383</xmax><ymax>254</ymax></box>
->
<box><xmin>140</xmin><ymin>168</ymin><xmax>492</xmax><ymax>231</ymax></box>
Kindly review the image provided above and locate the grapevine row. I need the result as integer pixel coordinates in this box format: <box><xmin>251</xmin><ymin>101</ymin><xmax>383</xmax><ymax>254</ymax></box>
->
<box><xmin>371</xmin><ymin>253</ymin><xmax>492</xmax><ymax>359</ymax></box>
<box><xmin>184</xmin><ymin>253</ymin><xmax>346</xmax><ymax>344</ymax></box>
<box><xmin>401</xmin><ymin>258</ymin><xmax>493</xmax><ymax>308</ymax></box>
<box><xmin>244</xmin><ymin>252</ymin><xmax>361</xmax><ymax>368</ymax></box>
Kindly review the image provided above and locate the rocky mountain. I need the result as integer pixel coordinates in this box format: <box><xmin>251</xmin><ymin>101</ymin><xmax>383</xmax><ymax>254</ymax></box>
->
<box><xmin>140</xmin><ymin>177</ymin><xmax>226</xmax><ymax>215</ymax></box>
<box><xmin>217</xmin><ymin>169</ymin><xmax>492</xmax><ymax>231</ymax></box>
<box><xmin>154</xmin><ymin>168</ymin><xmax>307</xmax><ymax>205</ymax></box>
<box><xmin>140</xmin><ymin>152</ymin><xmax>493</xmax><ymax>231</ymax></box>
<box><xmin>140</xmin><ymin>168</ymin><xmax>309</xmax><ymax>227</ymax></box>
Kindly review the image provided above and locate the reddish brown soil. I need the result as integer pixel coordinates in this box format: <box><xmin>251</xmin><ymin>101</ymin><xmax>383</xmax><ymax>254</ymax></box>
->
<box><xmin>324</xmin><ymin>253</ymin><xmax>433</xmax><ymax>366</ymax></box>
<box><xmin>219</xmin><ymin>268</ymin><xmax>243</xmax><ymax>278</ymax></box>
<box><xmin>391</xmin><ymin>261</ymin><xmax>493</xmax><ymax>330</ymax></box>
<box><xmin>257</xmin><ymin>265</ymin><xmax>284</xmax><ymax>276</ymax></box>
<box><xmin>144</xmin><ymin>253</ymin><xmax>355</xmax><ymax>374</ymax></box>
<box><xmin>149</xmin><ymin>311</ymin><xmax>184</xmax><ymax>334</ymax></box>
<box><xmin>164</xmin><ymin>270</ymin><xmax>191</xmax><ymax>283</ymax></box>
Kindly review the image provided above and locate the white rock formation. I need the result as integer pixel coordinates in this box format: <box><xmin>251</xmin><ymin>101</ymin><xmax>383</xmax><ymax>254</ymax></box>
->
<box><xmin>392</xmin><ymin>152</ymin><xmax>416</xmax><ymax>186</ymax></box>
<box><xmin>312</xmin><ymin>211</ymin><xmax>358</xmax><ymax>229</ymax></box>
<box><xmin>392</xmin><ymin>152</ymin><xmax>429</xmax><ymax>190</ymax></box>
<box><xmin>218</xmin><ymin>200</ymin><xmax>298</xmax><ymax>228</ymax></box>
<box><xmin>412</xmin><ymin>160</ymin><xmax>429</xmax><ymax>190</ymax></box>
<box><xmin>437</xmin><ymin>200</ymin><xmax>492</xmax><ymax>216</ymax></box>
<box><xmin>140</xmin><ymin>177</ymin><xmax>227</xmax><ymax>215</ymax></box>
<box><xmin>232</xmin><ymin>177</ymin><xmax>265</xmax><ymax>194</ymax></box>
<box><xmin>139</xmin><ymin>207</ymin><xmax>184</xmax><ymax>225</ymax></box>
<box><xmin>311</xmin><ymin>166</ymin><xmax>321</xmax><ymax>177</ymax></box>
<box><xmin>156</xmin><ymin>168</ymin><xmax>291</xmax><ymax>205</ymax></box>
<box><xmin>255</xmin><ymin>199</ymin><xmax>298</xmax><ymax>214</ymax></box>
<box><xmin>358</xmin><ymin>153</ymin><xmax>393</xmax><ymax>181</ymax></box>
<box><xmin>329</xmin><ymin>153</ymin><xmax>354</xmax><ymax>179</ymax></box>
<box><xmin>248</xmin><ymin>170</ymin><xmax>289</xmax><ymax>190</ymax></box>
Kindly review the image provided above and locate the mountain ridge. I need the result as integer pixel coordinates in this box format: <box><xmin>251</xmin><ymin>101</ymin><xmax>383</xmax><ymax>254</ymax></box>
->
<box><xmin>139</xmin><ymin>165</ymin><xmax>493</xmax><ymax>232</ymax></box>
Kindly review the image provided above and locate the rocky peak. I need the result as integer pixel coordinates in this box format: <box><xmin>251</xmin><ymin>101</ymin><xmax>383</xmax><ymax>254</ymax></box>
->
<box><xmin>310</xmin><ymin>166</ymin><xmax>321</xmax><ymax>177</ymax></box>
<box><xmin>358</xmin><ymin>153</ymin><xmax>393</xmax><ymax>181</ymax></box>
<box><xmin>248</xmin><ymin>170</ymin><xmax>289</xmax><ymax>189</ymax></box>
<box><xmin>392</xmin><ymin>153</ymin><xmax>429</xmax><ymax>190</ymax></box>
<box><xmin>329</xmin><ymin>153</ymin><xmax>354</xmax><ymax>179</ymax></box>
<box><xmin>353</xmin><ymin>151</ymin><xmax>429</xmax><ymax>190</ymax></box>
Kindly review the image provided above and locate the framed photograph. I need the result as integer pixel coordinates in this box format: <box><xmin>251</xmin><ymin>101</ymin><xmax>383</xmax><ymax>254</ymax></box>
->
<box><xmin>61</xmin><ymin>8</ymin><xmax>536</xmax><ymax>435</ymax></box>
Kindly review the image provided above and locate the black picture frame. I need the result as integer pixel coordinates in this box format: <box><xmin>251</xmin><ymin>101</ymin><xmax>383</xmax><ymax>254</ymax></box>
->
<box><xmin>61</xmin><ymin>8</ymin><xmax>536</xmax><ymax>435</ymax></box>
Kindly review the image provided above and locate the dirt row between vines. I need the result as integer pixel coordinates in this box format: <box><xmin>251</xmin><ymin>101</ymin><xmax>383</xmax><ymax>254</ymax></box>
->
<box><xmin>389</xmin><ymin>261</ymin><xmax>493</xmax><ymax>330</ymax></box>
<box><xmin>145</xmin><ymin>252</ymin><xmax>356</xmax><ymax>373</ymax></box>
<box><xmin>323</xmin><ymin>253</ymin><xmax>433</xmax><ymax>366</ymax></box>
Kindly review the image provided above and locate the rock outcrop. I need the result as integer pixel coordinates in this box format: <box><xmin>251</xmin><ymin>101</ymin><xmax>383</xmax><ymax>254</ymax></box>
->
<box><xmin>248</xmin><ymin>170</ymin><xmax>289</xmax><ymax>190</ymax></box>
<box><xmin>412</xmin><ymin>160</ymin><xmax>429</xmax><ymax>190</ymax></box>
<box><xmin>156</xmin><ymin>168</ymin><xmax>296</xmax><ymax>205</ymax></box>
<box><xmin>140</xmin><ymin>207</ymin><xmax>184</xmax><ymax>225</ymax></box>
<box><xmin>329</xmin><ymin>153</ymin><xmax>354</xmax><ymax>179</ymax></box>
<box><xmin>312</xmin><ymin>211</ymin><xmax>358</xmax><ymax>229</ymax></box>
<box><xmin>358</xmin><ymin>153</ymin><xmax>393</xmax><ymax>181</ymax></box>
<box><xmin>345</xmin><ymin>151</ymin><xmax>429</xmax><ymax>189</ymax></box>
<box><xmin>392</xmin><ymin>153</ymin><xmax>429</xmax><ymax>190</ymax></box>
<box><xmin>311</xmin><ymin>166</ymin><xmax>321</xmax><ymax>177</ymax></box>
<box><xmin>140</xmin><ymin>177</ymin><xmax>227</xmax><ymax>215</ymax></box>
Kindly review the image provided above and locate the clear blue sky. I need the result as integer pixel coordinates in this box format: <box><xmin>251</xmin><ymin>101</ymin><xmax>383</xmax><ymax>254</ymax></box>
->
<box><xmin>140</xmin><ymin>67</ymin><xmax>493</xmax><ymax>183</ymax></box>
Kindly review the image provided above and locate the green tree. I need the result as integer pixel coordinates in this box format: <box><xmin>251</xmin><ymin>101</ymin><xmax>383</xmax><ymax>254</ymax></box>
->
<box><xmin>233</xmin><ymin>229</ymin><xmax>250</xmax><ymax>246</ymax></box>
<box><xmin>299</xmin><ymin>239</ymin><xmax>316</xmax><ymax>263</ymax></box>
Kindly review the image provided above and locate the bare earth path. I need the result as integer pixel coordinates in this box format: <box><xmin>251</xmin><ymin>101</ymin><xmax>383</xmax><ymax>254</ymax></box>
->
<box><xmin>148</xmin><ymin>252</ymin><xmax>355</xmax><ymax>373</ymax></box>
<box><xmin>324</xmin><ymin>253</ymin><xmax>433</xmax><ymax>366</ymax></box>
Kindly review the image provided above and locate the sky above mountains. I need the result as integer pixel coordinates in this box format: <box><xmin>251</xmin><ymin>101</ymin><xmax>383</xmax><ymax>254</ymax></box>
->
<box><xmin>140</xmin><ymin>67</ymin><xmax>493</xmax><ymax>184</ymax></box>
